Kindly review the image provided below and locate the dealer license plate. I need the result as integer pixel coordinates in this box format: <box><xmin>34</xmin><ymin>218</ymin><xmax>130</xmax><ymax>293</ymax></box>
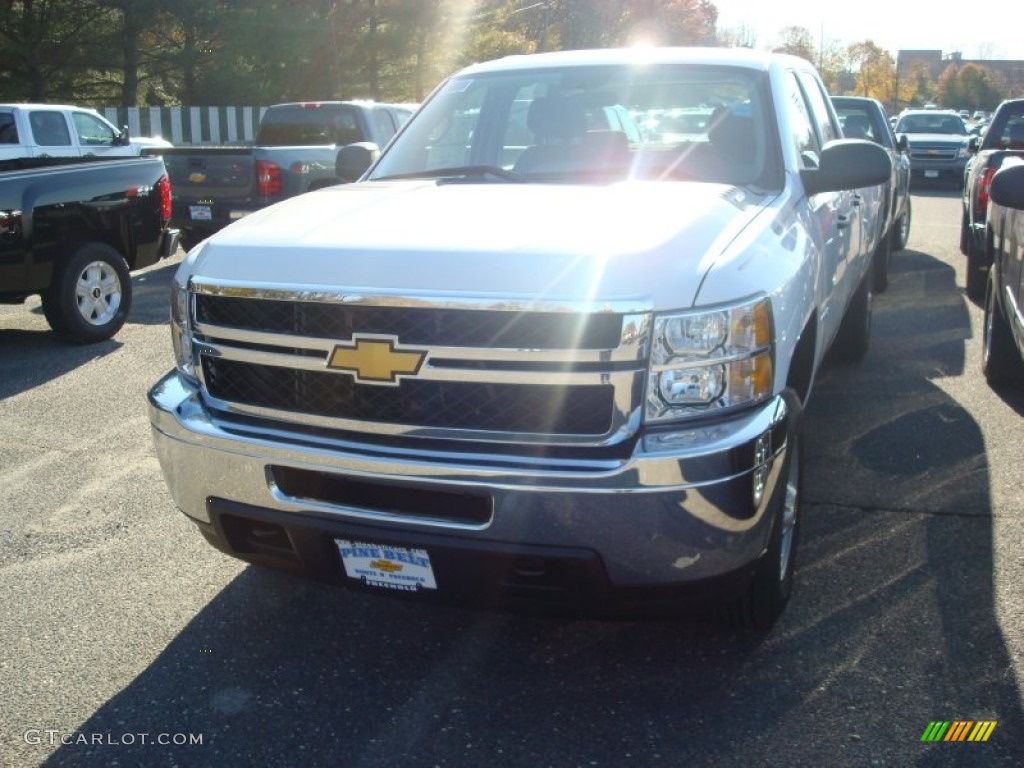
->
<box><xmin>336</xmin><ymin>539</ymin><xmax>437</xmax><ymax>592</ymax></box>
<box><xmin>189</xmin><ymin>205</ymin><xmax>212</xmax><ymax>221</ymax></box>
<box><xmin>924</xmin><ymin>170</ymin><xmax>939</xmax><ymax>178</ymax></box>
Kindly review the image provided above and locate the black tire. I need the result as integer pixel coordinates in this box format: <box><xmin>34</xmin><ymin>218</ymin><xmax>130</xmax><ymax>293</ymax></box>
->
<box><xmin>872</xmin><ymin>225</ymin><xmax>891</xmax><ymax>293</ymax></box>
<box><xmin>832</xmin><ymin>260</ymin><xmax>873</xmax><ymax>362</ymax></box>
<box><xmin>892</xmin><ymin>197</ymin><xmax>911</xmax><ymax>252</ymax></box>
<box><xmin>45</xmin><ymin>242</ymin><xmax>132</xmax><ymax>343</ymax></box>
<box><xmin>727</xmin><ymin>389</ymin><xmax>804</xmax><ymax>632</ymax></box>
<box><xmin>965</xmin><ymin>226</ymin><xmax>988</xmax><ymax>302</ymax></box>
<box><xmin>179</xmin><ymin>229</ymin><xmax>207</xmax><ymax>253</ymax></box>
<box><xmin>40</xmin><ymin>289</ymin><xmax>69</xmax><ymax>335</ymax></box>
<box><xmin>959</xmin><ymin>207</ymin><xmax>970</xmax><ymax>255</ymax></box>
<box><xmin>982</xmin><ymin>269</ymin><xmax>1024</xmax><ymax>386</ymax></box>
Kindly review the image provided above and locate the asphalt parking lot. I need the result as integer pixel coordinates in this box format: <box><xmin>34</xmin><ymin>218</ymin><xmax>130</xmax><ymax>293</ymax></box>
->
<box><xmin>2</xmin><ymin>188</ymin><xmax>1023</xmax><ymax>767</ymax></box>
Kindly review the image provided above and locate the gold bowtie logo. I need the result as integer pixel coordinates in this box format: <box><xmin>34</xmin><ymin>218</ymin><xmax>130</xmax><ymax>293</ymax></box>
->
<box><xmin>326</xmin><ymin>336</ymin><xmax>426</xmax><ymax>385</ymax></box>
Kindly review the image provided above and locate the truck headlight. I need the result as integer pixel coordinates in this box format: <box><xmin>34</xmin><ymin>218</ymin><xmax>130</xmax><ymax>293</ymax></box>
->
<box><xmin>170</xmin><ymin>281</ymin><xmax>197</xmax><ymax>383</ymax></box>
<box><xmin>646</xmin><ymin>296</ymin><xmax>773</xmax><ymax>423</ymax></box>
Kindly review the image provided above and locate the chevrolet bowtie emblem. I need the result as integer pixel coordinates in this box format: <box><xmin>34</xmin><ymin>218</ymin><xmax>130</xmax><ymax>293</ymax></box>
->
<box><xmin>326</xmin><ymin>336</ymin><xmax>426</xmax><ymax>385</ymax></box>
<box><xmin>189</xmin><ymin>172</ymin><xmax>207</xmax><ymax>183</ymax></box>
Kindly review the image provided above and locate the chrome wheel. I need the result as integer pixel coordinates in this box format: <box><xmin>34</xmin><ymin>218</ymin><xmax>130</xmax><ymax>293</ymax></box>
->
<box><xmin>43</xmin><ymin>242</ymin><xmax>131</xmax><ymax>343</ymax></box>
<box><xmin>75</xmin><ymin>260</ymin><xmax>123</xmax><ymax>326</ymax></box>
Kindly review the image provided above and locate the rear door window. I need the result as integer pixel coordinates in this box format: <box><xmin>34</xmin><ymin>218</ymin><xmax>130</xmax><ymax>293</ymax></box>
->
<box><xmin>29</xmin><ymin>111</ymin><xmax>72</xmax><ymax>146</ymax></box>
<box><xmin>0</xmin><ymin>111</ymin><xmax>18</xmax><ymax>143</ymax></box>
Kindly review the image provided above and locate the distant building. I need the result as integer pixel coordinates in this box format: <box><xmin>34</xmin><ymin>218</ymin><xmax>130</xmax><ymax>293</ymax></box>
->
<box><xmin>897</xmin><ymin>49</ymin><xmax>1024</xmax><ymax>96</ymax></box>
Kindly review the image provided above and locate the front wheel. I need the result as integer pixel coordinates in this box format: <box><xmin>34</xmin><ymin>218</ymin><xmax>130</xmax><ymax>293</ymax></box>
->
<box><xmin>892</xmin><ymin>197</ymin><xmax>912</xmax><ymax>252</ymax></box>
<box><xmin>42</xmin><ymin>242</ymin><xmax>132</xmax><ymax>343</ymax></box>
<box><xmin>965</xmin><ymin>227</ymin><xmax>990</xmax><ymax>303</ymax></box>
<box><xmin>982</xmin><ymin>270</ymin><xmax>1024</xmax><ymax>386</ymax></box>
<box><xmin>832</xmin><ymin>260</ymin><xmax>874</xmax><ymax>363</ymax></box>
<box><xmin>872</xmin><ymin>225</ymin><xmax>892</xmax><ymax>293</ymax></box>
<box><xmin>727</xmin><ymin>389</ymin><xmax>804</xmax><ymax>632</ymax></box>
<box><xmin>959</xmin><ymin>207</ymin><xmax>970</xmax><ymax>255</ymax></box>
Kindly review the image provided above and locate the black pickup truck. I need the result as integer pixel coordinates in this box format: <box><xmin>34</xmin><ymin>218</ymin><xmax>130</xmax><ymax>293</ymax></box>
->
<box><xmin>147</xmin><ymin>101</ymin><xmax>414</xmax><ymax>250</ymax></box>
<box><xmin>960</xmin><ymin>98</ymin><xmax>1024</xmax><ymax>300</ymax></box>
<box><xmin>1</xmin><ymin>155</ymin><xmax>180</xmax><ymax>342</ymax></box>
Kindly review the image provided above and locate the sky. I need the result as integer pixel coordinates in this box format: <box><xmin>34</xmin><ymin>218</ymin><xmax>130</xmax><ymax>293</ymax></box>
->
<box><xmin>711</xmin><ymin>0</ymin><xmax>1020</xmax><ymax>60</ymax></box>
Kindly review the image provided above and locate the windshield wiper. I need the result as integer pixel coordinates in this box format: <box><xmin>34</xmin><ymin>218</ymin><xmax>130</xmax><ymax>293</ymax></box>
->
<box><xmin>374</xmin><ymin>165</ymin><xmax>525</xmax><ymax>183</ymax></box>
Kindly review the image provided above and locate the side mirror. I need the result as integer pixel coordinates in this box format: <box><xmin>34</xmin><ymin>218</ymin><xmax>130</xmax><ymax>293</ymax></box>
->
<box><xmin>896</xmin><ymin>134</ymin><xmax>909</xmax><ymax>153</ymax></box>
<box><xmin>115</xmin><ymin>126</ymin><xmax>130</xmax><ymax>146</ymax></box>
<box><xmin>989</xmin><ymin>161</ymin><xmax>1024</xmax><ymax>209</ymax></box>
<box><xmin>968</xmin><ymin>135</ymin><xmax>981</xmax><ymax>152</ymax></box>
<box><xmin>336</xmin><ymin>142</ymin><xmax>380</xmax><ymax>182</ymax></box>
<box><xmin>801</xmin><ymin>139</ymin><xmax>891</xmax><ymax>196</ymax></box>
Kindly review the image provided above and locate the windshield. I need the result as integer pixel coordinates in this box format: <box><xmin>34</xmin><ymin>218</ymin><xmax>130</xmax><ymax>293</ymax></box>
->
<box><xmin>895</xmin><ymin>113</ymin><xmax>967</xmax><ymax>136</ymax></box>
<box><xmin>370</xmin><ymin>63</ymin><xmax>780</xmax><ymax>188</ymax></box>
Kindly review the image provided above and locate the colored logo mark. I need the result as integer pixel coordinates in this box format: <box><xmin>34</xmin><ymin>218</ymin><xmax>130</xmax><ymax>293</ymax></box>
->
<box><xmin>921</xmin><ymin>721</ymin><xmax>997</xmax><ymax>742</ymax></box>
<box><xmin>326</xmin><ymin>336</ymin><xmax>426</xmax><ymax>385</ymax></box>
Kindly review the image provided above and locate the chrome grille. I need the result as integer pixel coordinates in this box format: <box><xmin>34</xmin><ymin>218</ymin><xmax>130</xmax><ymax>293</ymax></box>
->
<box><xmin>195</xmin><ymin>294</ymin><xmax>624</xmax><ymax>349</ymax></box>
<box><xmin>190</xmin><ymin>281</ymin><xmax>650</xmax><ymax>446</ymax></box>
<box><xmin>909</xmin><ymin>144</ymin><xmax>958</xmax><ymax>162</ymax></box>
<box><xmin>202</xmin><ymin>357</ymin><xmax>615</xmax><ymax>435</ymax></box>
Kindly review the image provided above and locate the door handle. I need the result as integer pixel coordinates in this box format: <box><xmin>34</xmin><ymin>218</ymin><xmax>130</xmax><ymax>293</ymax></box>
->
<box><xmin>851</xmin><ymin>194</ymin><xmax>862</xmax><ymax>207</ymax></box>
<box><xmin>836</xmin><ymin>213</ymin><xmax>851</xmax><ymax>230</ymax></box>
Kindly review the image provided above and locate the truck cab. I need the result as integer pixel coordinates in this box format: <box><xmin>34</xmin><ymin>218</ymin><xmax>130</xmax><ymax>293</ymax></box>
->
<box><xmin>0</xmin><ymin>104</ymin><xmax>170</xmax><ymax>161</ymax></box>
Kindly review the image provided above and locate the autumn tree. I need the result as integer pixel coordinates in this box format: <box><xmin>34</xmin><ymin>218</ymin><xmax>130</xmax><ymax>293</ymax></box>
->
<box><xmin>716</xmin><ymin>23</ymin><xmax>757</xmax><ymax>49</ymax></box>
<box><xmin>937</xmin><ymin>63</ymin><xmax>1004</xmax><ymax>111</ymax></box>
<box><xmin>616</xmin><ymin>0</ymin><xmax>717</xmax><ymax>46</ymax></box>
<box><xmin>774</xmin><ymin>26</ymin><xmax>816</xmax><ymax>65</ymax></box>
<box><xmin>817</xmin><ymin>41</ymin><xmax>848</xmax><ymax>94</ymax></box>
<box><xmin>846</xmin><ymin>40</ymin><xmax>895</xmax><ymax>101</ymax></box>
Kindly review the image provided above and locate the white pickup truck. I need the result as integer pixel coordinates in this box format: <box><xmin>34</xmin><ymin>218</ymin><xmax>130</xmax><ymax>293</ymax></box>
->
<box><xmin>148</xmin><ymin>48</ymin><xmax>890</xmax><ymax>630</ymax></box>
<box><xmin>0</xmin><ymin>103</ymin><xmax>170</xmax><ymax>162</ymax></box>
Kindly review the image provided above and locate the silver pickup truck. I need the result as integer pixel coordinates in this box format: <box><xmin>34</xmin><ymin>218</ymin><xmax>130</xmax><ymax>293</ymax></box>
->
<box><xmin>148</xmin><ymin>48</ymin><xmax>889</xmax><ymax>630</ymax></box>
<box><xmin>147</xmin><ymin>101</ymin><xmax>414</xmax><ymax>250</ymax></box>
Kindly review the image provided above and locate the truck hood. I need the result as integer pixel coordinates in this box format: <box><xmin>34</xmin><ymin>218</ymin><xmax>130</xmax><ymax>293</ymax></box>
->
<box><xmin>186</xmin><ymin>180</ymin><xmax>774</xmax><ymax>310</ymax></box>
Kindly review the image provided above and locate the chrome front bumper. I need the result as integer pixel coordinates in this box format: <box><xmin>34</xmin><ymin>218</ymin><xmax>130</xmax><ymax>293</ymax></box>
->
<box><xmin>148</xmin><ymin>371</ymin><xmax>792</xmax><ymax>588</ymax></box>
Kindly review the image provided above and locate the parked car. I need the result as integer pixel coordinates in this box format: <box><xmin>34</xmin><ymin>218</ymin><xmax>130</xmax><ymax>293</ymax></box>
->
<box><xmin>833</xmin><ymin>95</ymin><xmax>912</xmax><ymax>291</ymax></box>
<box><xmin>0</xmin><ymin>103</ymin><xmax>171</xmax><ymax>161</ymax></box>
<box><xmin>960</xmin><ymin>98</ymin><xmax>1024</xmax><ymax>300</ymax></box>
<box><xmin>148</xmin><ymin>47</ymin><xmax>890</xmax><ymax>631</ymax></box>
<box><xmin>147</xmin><ymin>100</ymin><xmax>415</xmax><ymax>251</ymax></box>
<box><xmin>981</xmin><ymin>158</ymin><xmax>1024</xmax><ymax>385</ymax></box>
<box><xmin>1</xmin><ymin>155</ymin><xmax>179</xmax><ymax>341</ymax></box>
<box><xmin>893</xmin><ymin>109</ymin><xmax>971</xmax><ymax>187</ymax></box>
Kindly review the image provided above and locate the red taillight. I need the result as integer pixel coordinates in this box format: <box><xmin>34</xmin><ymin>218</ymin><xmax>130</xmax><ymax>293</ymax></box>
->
<box><xmin>255</xmin><ymin>160</ymin><xmax>282</xmax><ymax>197</ymax></box>
<box><xmin>156</xmin><ymin>174</ymin><xmax>172</xmax><ymax>222</ymax></box>
<box><xmin>977</xmin><ymin>166</ymin><xmax>996</xmax><ymax>211</ymax></box>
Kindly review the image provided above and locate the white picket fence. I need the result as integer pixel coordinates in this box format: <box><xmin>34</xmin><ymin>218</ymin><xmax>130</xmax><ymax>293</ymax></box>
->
<box><xmin>97</xmin><ymin>106</ymin><xmax>270</xmax><ymax>146</ymax></box>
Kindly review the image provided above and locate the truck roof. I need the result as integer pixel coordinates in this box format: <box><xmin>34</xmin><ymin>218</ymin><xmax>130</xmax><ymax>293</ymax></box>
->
<box><xmin>456</xmin><ymin>47</ymin><xmax>804</xmax><ymax>76</ymax></box>
<box><xmin>0</xmin><ymin>102</ymin><xmax>102</xmax><ymax>112</ymax></box>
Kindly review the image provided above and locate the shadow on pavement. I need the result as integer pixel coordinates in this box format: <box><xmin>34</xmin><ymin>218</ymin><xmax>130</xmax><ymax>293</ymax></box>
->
<box><xmin>43</xmin><ymin>246</ymin><xmax>1022</xmax><ymax>766</ymax></box>
<box><xmin>0</xmin><ymin>256</ymin><xmax>179</xmax><ymax>400</ymax></box>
